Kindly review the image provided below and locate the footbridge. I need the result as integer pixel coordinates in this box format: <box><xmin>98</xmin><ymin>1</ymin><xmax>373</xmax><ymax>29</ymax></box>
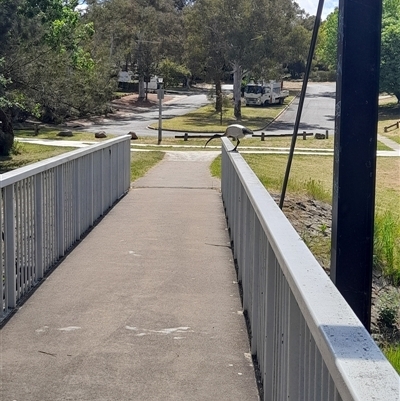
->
<box><xmin>1</xmin><ymin>136</ymin><xmax>399</xmax><ymax>400</ymax></box>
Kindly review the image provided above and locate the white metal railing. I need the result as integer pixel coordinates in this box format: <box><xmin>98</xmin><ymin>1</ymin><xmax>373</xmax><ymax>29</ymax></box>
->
<box><xmin>220</xmin><ymin>138</ymin><xmax>400</xmax><ymax>401</ymax></box>
<box><xmin>1</xmin><ymin>135</ymin><xmax>131</xmax><ymax>321</ymax></box>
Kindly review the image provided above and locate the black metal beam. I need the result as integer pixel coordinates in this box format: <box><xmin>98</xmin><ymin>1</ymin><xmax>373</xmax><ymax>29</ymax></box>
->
<box><xmin>331</xmin><ymin>0</ymin><xmax>382</xmax><ymax>331</ymax></box>
<box><xmin>279</xmin><ymin>0</ymin><xmax>324</xmax><ymax>209</ymax></box>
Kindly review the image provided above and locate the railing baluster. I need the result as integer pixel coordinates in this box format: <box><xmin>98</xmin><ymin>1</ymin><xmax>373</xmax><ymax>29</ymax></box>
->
<box><xmin>4</xmin><ymin>185</ymin><xmax>16</xmax><ymax>309</ymax></box>
<box><xmin>0</xmin><ymin>189</ymin><xmax>4</xmax><ymax>317</ymax></box>
<box><xmin>35</xmin><ymin>173</ymin><xmax>43</xmax><ymax>280</ymax></box>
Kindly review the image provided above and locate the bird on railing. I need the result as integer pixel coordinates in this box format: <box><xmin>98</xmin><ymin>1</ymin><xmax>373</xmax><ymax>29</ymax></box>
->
<box><xmin>204</xmin><ymin>124</ymin><xmax>253</xmax><ymax>152</ymax></box>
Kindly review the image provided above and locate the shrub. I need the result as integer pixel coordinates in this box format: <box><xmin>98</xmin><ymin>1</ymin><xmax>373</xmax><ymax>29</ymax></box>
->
<box><xmin>377</xmin><ymin>289</ymin><xmax>400</xmax><ymax>329</ymax></box>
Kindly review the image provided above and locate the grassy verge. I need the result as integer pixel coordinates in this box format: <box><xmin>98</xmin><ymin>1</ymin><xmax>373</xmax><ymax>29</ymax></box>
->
<box><xmin>14</xmin><ymin>128</ymin><xmax>106</xmax><ymax>142</ymax></box>
<box><xmin>383</xmin><ymin>344</ymin><xmax>400</xmax><ymax>374</ymax></box>
<box><xmin>378</xmin><ymin>97</ymin><xmax>400</xmax><ymax>144</ymax></box>
<box><xmin>135</xmin><ymin>135</ymin><xmax>391</xmax><ymax>151</ymax></box>
<box><xmin>0</xmin><ymin>142</ymin><xmax>76</xmax><ymax>174</ymax></box>
<box><xmin>149</xmin><ymin>97</ymin><xmax>294</xmax><ymax>132</ymax></box>
<box><xmin>130</xmin><ymin>151</ymin><xmax>165</xmax><ymax>181</ymax></box>
<box><xmin>210</xmin><ymin>153</ymin><xmax>400</xmax><ymax>284</ymax></box>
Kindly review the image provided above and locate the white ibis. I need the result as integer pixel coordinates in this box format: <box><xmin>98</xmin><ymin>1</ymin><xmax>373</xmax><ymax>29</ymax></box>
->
<box><xmin>204</xmin><ymin>124</ymin><xmax>253</xmax><ymax>152</ymax></box>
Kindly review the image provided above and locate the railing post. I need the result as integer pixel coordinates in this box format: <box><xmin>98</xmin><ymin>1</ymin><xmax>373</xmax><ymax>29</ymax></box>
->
<box><xmin>287</xmin><ymin>291</ymin><xmax>301</xmax><ymax>398</ymax></box>
<box><xmin>264</xmin><ymin>243</ymin><xmax>277</xmax><ymax>401</ymax></box>
<box><xmin>35</xmin><ymin>174</ymin><xmax>44</xmax><ymax>280</ymax></box>
<box><xmin>56</xmin><ymin>166</ymin><xmax>65</xmax><ymax>257</ymax></box>
<box><xmin>126</xmin><ymin>139</ymin><xmax>131</xmax><ymax>192</ymax></box>
<box><xmin>89</xmin><ymin>153</ymin><xmax>94</xmax><ymax>226</ymax></box>
<box><xmin>251</xmin><ymin>219</ymin><xmax>261</xmax><ymax>355</ymax></box>
<box><xmin>74</xmin><ymin>158</ymin><xmax>81</xmax><ymax>240</ymax></box>
<box><xmin>4</xmin><ymin>185</ymin><xmax>16</xmax><ymax>309</ymax></box>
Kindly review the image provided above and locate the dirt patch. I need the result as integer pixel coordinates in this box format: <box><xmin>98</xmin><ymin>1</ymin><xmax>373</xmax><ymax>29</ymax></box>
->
<box><xmin>282</xmin><ymin>81</ymin><xmax>303</xmax><ymax>91</ymax></box>
<box><xmin>64</xmin><ymin>92</ymin><xmax>178</xmax><ymax>128</ymax></box>
<box><xmin>112</xmin><ymin>93</ymin><xmax>175</xmax><ymax>113</ymax></box>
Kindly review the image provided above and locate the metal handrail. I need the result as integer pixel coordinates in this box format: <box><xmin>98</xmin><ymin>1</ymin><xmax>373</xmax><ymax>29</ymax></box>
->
<box><xmin>220</xmin><ymin>137</ymin><xmax>399</xmax><ymax>401</ymax></box>
<box><xmin>1</xmin><ymin>136</ymin><xmax>131</xmax><ymax>321</ymax></box>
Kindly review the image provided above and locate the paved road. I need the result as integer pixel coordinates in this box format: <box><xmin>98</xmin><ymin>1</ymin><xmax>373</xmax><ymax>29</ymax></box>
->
<box><xmin>77</xmin><ymin>83</ymin><xmax>336</xmax><ymax>138</ymax></box>
<box><xmin>80</xmin><ymin>93</ymin><xmax>209</xmax><ymax>137</ymax></box>
<box><xmin>259</xmin><ymin>82</ymin><xmax>336</xmax><ymax>136</ymax></box>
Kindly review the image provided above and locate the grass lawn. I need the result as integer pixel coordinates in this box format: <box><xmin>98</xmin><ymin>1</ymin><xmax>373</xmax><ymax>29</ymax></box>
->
<box><xmin>0</xmin><ymin>142</ymin><xmax>77</xmax><ymax>174</ymax></box>
<box><xmin>210</xmin><ymin>152</ymin><xmax>400</xmax><ymax>282</ymax></box>
<box><xmin>130</xmin><ymin>151</ymin><xmax>165</xmax><ymax>181</ymax></box>
<box><xmin>14</xmin><ymin>128</ymin><xmax>106</xmax><ymax>142</ymax></box>
<box><xmin>149</xmin><ymin>97</ymin><xmax>295</xmax><ymax>132</ymax></box>
<box><xmin>378</xmin><ymin>96</ymin><xmax>400</xmax><ymax>144</ymax></box>
<box><xmin>211</xmin><ymin>152</ymin><xmax>400</xmax><ymax>217</ymax></box>
<box><xmin>133</xmin><ymin>134</ymin><xmax>392</xmax><ymax>151</ymax></box>
<box><xmin>383</xmin><ymin>344</ymin><xmax>400</xmax><ymax>374</ymax></box>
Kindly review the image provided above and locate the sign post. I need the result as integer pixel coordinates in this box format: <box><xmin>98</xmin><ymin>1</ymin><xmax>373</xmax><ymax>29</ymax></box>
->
<box><xmin>157</xmin><ymin>77</ymin><xmax>164</xmax><ymax>145</ymax></box>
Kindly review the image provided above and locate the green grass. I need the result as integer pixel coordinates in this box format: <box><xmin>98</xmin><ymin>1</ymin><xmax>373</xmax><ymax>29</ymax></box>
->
<box><xmin>383</xmin><ymin>344</ymin><xmax>400</xmax><ymax>374</ymax></box>
<box><xmin>243</xmin><ymin>153</ymin><xmax>334</xmax><ymax>203</ymax></box>
<box><xmin>14</xmin><ymin>128</ymin><xmax>107</xmax><ymax>142</ymax></box>
<box><xmin>134</xmin><ymin>134</ymin><xmax>395</xmax><ymax>151</ymax></box>
<box><xmin>130</xmin><ymin>151</ymin><xmax>165</xmax><ymax>181</ymax></box>
<box><xmin>149</xmin><ymin>97</ymin><xmax>294</xmax><ymax>132</ymax></box>
<box><xmin>210</xmin><ymin>152</ymin><xmax>400</xmax><ymax>283</ymax></box>
<box><xmin>0</xmin><ymin>142</ymin><xmax>76</xmax><ymax>174</ymax></box>
<box><xmin>374</xmin><ymin>211</ymin><xmax>400</xmax><ymax>285</ymax></box>
<box><xmin>378</xmin><ymin>97</ymin><xmax>400</xmax><ymax>145</ymax></box>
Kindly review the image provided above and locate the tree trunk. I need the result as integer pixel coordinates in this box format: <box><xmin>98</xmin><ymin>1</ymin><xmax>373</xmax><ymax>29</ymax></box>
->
<box><xmin>138</xmin><ymin>76</ymin><xmax>145</xmax><ymax>100</ymax></box>
<box><xmin>233</xmin><ymin>61</ymin><xmax>242</xmax><ymax>121</ymax></box>
<box><xmin>0</xmin><ymin>108</ymin><xmax>14</xmax><ymax>156</ymax></box>
<box><xmin>395</xmin><ymin>92</ymin><xmax>400</xmax><ymax>103</ymax></box>
<box><xmin>215</xmin><ymin>79</ymin><xmax>222</xmax><ymax>113</ymax></box>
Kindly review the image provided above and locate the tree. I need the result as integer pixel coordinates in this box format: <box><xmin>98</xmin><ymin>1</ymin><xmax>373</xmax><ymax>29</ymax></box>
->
<box><xmin>0</xmin><ymin>0</ymin><xmax>105</xmax><ymax>155</ymax></box>
<box><xmin>86</xmin><ymin>0</ymin><xmax>185</xmax><ymax>98</ymax></box>
<box><xmin>158</xmin><ymin>58</ymin><xmax>190</xmax><ymax>88</ymax></box>
<box><xmin>184</xmin><ymin>0</ymin><xmax>228</xmax><ymax>112</ymax></box>
<box><xmin>225</xmin><ymin>0</ymin><xmax>307</xmax><ymax>119</ymax></box>
<box><xmin>315</xmin><ymin>8</ymin><xmax>339</xmax><ymax>70</ymax></box>
<box><xmin>316</xmin><ymin>2</ymin><xmax>400</xmax><ymax>102</ymax></box>
<box><xmin>284</xmin><ymin>25</ymin><xmax>312</xmax><ymax>79</ymax></box>
<box><xmin>0</xmin><ymin>61</ymin><xmax>14</xmax><ymax>155</ymax></box>
<box><xmin>380</xmin><ymin>0</ymin><xmax>400</xmax><ymax>102</ymax></box>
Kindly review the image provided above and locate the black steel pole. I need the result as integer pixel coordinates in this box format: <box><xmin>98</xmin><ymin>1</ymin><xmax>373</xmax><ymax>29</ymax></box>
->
<box><xmin>279</xmin><ymin>0</ymin><xmax>324</xmax><ymax>209</ymax></box>
<box><xmin>331</xmin><ymin>0</ymin><xmax>382</xmax><ymax>331</ymax></box>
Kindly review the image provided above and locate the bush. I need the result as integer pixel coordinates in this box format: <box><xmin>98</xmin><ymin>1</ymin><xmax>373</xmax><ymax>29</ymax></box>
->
<box><xmin>377</xmin><ymin>289</ymin><xmax>400</xmax><ymax>329</ymax></box>
<box><xmin>310</xmin><ymin>70</ymin><xmax>337</xmax><ymax>82</ymax></box>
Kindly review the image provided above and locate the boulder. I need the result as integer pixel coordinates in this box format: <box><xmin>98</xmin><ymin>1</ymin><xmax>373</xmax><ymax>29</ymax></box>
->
<box><xmin>128</xmin><ymin>131</ymin><xmax>138</xmax><ymax>140</ymax></box>
<box><xmin>57</xmin><ymin>130</ymin><xmax>73</xmax><ymax>137</ymax></box>
<box><xmin>314</xmin><ymin>133</ymin><xmax>326</xmax><ymax>140</ymax></box>
<box><xmin>95</xmin><ymin>131</ymin><xmax>107</xmax><ymax>139</ymax></box>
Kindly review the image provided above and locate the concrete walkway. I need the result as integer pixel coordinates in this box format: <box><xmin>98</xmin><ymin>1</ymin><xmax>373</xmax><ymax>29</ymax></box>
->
<box><xmin>1</xmin><ymin>152</ymin><xmax>259</xmax><ymax>401</ymax></box>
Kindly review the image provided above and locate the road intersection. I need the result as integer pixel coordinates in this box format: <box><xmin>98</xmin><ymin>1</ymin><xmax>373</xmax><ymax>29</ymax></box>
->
<box><xmin>16</xmin><ymin>82</ymin><xmax>399</xmax><ymax>156</ymax></box>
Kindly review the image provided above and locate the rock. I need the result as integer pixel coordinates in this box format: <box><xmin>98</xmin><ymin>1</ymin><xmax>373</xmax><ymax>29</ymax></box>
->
<box><xmin>95</xmin><ymin>131</ymin><xmax>107</xmax><ymax>139</ymax></box>
<box><xmin>128</xmin><ymin>131</ymin><xmax>138</xmax><ymax>140</ymax></box>
<box><xmin>314</xmin><ymin>133</ymin><xmax>326</xmax><ymax>140</ymax></box>
<box><xmin>57</xmin><ymin>130</ymin><xmax>73</xmax><ymax>137</ymax></box>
